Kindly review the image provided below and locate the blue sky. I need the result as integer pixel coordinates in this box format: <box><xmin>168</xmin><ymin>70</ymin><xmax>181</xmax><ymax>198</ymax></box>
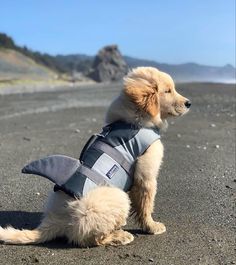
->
<box><xmin>0</xmin><ymin>0</ymin><xmax>235</xmax><ymax>66</ymax></box>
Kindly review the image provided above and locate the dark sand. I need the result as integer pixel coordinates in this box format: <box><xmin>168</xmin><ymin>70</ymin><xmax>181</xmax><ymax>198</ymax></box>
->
<box><xmin>0</xmin><ymin>82</ymin><xmax>235</xmax><ymax>265</ymax></box>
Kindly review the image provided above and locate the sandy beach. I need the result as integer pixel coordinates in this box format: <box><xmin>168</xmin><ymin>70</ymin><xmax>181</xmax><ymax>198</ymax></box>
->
<box><xmin>0</xmin><ymin>82</ymin><xmax>235</xmax><ymax>265</ymax></box>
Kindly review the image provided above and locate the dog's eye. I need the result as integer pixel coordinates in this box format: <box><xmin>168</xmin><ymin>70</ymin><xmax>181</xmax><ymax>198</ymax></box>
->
<box><xmin>165</xmin><ymin>89</ymin><xmax>171</xmax><ymax>93</ymax></box>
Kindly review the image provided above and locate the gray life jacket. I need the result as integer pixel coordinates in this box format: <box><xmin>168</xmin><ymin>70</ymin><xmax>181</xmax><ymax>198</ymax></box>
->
<box><xmin>22</xmin><ymin>121</ymin><xmax>160</xmax><ymax>198</ymax></box>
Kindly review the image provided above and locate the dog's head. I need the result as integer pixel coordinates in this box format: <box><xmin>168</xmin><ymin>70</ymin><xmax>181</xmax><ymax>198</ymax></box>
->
<box><xmin>123</xmin><ymin>67</ymin><xmax>191</xmax><ymax>126</ymax></box>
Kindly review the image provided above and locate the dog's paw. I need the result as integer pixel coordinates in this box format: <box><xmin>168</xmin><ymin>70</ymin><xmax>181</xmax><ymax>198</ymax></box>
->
<box><xmin>97</xmin><ymin>230</ymin><xmax>134</xmax><ymax>246</ymax></box>
<box><xmin>146</xmin><ymin>222</ymin><xmax>166</xmax><ymax>235</ymax></box>
<box><xmin>118</xmin><ymin>231</ymin><xmax>134</xmax><ymax>245</ymax></box>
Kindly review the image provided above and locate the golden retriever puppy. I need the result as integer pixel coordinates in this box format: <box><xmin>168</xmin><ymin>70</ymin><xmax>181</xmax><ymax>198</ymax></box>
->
<box><xmin>0</xmin><ymin>67</ymin><xmax>191</xmax><ymax>247</ymax></box>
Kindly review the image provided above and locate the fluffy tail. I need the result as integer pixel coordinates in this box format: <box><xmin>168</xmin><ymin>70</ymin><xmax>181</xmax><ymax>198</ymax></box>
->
<box><xmin>0</xmin><ymin>226</ymin><xmax>53</xmax><ymax>244</ymax></box>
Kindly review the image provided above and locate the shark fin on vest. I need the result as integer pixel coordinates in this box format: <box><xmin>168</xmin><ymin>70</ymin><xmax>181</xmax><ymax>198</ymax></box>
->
<box><xmin>22</xmin><ymin>155</ymin><xmax>81</xmax><ymax>186</ymax></box>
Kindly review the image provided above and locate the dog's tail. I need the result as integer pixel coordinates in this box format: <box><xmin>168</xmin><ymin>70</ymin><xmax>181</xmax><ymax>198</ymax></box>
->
<box><xmin>0</xmin><ymin>226</ymin><xmax>54</xmax><ymax>244</ymax></box>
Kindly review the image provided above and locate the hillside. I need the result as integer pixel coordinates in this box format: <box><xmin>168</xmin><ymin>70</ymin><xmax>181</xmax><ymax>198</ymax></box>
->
<box><xmin>0</xmin><ymin>48</ymin><xmax>57</xmax><ymax>81</ymax></box>
<box><xmin>124</xmin><ymin>56</ymin><xmax>236</xmax><ymax>83</ymax></box>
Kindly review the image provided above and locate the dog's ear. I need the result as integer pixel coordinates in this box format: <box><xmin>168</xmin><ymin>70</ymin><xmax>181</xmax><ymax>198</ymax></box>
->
<box><xmin>124</xmin><ymin>77</ymin><xmax>159</xmax><ymax>117</ymax></box>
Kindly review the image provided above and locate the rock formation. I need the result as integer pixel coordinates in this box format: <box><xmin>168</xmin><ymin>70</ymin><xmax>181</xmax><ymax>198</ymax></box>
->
<box><xmin>88</xmin><ymin>45</ymin><xmax>128</xmax><ymax>82</ymax></box>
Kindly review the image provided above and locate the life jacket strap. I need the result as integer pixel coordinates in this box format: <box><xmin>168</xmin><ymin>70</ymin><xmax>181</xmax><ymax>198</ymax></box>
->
<box><xmin>78</xmin><ymin>164</ymin><xmax>110</xmax><ymax>186</ymax></box>
<box><xmin>54</xmin><ymin>164</ymin><xmax>111</xmax><ymax>199</ymax></box>
<box><xmin>91</xmin><ymin>140</ymin><xmax>133</xmax><ymax>176</ymax></box>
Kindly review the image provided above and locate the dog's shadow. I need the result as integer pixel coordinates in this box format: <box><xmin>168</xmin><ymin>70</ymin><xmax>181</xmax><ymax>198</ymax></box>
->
<box><xmin>0</xmin><ymin>211</ymin><xmax>73</xmax><ymax>249</ymax></box>
<box><xmin>0</xmin><ymin>211</ymin><xmax>41</xmax><ymax>229</ymax></box>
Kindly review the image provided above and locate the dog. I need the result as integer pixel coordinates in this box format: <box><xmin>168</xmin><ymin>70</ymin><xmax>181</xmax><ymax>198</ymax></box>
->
<box><xmin>0</xmin><ymin>67</ymin><xmax>191</xmax><ymax>247</ymax></box>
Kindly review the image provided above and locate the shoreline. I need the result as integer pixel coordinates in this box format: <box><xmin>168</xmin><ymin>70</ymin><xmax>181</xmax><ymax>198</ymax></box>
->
<box><xmin>0</xmin><ymin>79</ymin><xmax>98</xmax><ymax>95</ymax></box>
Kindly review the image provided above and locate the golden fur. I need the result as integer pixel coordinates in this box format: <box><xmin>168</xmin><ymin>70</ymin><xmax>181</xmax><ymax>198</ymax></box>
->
<box><xmin>0</xmin><ymin>67</ymin><xmax>190</xmax><ymax>247</ymax></box>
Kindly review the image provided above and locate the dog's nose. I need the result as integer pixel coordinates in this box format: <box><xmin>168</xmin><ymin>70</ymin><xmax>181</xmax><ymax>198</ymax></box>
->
<box><xmin>184</xmin><ymin>100</ymin><xmax>191</xmax><ymax>108</ymax></box>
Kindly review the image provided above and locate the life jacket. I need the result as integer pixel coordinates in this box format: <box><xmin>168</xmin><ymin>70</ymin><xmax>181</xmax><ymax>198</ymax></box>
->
<box><xmin>22</xmin><ymin>121</ymin><xmax>160</xmax><ymax>198</ymax></box>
